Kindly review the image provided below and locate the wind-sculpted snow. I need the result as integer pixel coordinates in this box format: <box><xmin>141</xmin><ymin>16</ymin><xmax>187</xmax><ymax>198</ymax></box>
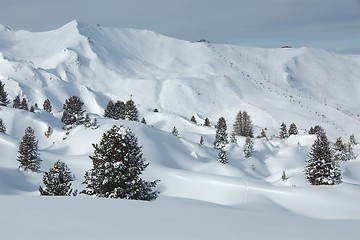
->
<box><xmin>0</xmin><ymin>21</ymin><xmax>359</xmax><ymax>239</ymax></box>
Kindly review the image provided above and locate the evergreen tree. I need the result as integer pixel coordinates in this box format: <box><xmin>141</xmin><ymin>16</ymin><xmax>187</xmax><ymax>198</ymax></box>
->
<box><xmin>104</xmin><ymin>100</ymin><xmax>115</xmax><ymax>119</ymax></box>
<box><xmin>309</xmin><ymin>125</ymin><xmax>323</xmax><ymax>135</ymax></box>
<box><xmin>259</xmin><ymin>129</ymin><xmax>267</xmax><ymax>139</ymax></box>
<box><xmin>229</xmin><ymin>132</ymin><xmax>237</xmax><ymax>144</ymax></box>
<box><xmin>125</xmin><ymin>99</ymin><xmax>138</xmax><ymax>121</ymax></box>
<box><xmin>214</xmin><ymin>117</ymin><xmax>228</xmax><ymax>149</ymax></box>
<box><xmin>30</xmin><ymin>106</ymin><xmax>35</xmax><ymax>112</ymax></box>
<box><xmin>17</xmin><ymin>126</ymin><xmax>41</xmax><ymax>171</ymax></box>
<box><xmin>114</xmin><ymin>100</ymin><xmax>126</xmax><ymax>120</ymax></box>
<box><xmin>12</xmin><ymin>95</ymin><xmax>21</xmax><ymax>108</ymax></box>
<box><xmin>279</xmin><ymin>122</ymin><xmax>288</xmax><ymax>139</ymax></box>
<box><xmin>43</xmin><ymin>99</ymin><xmax>52</xmax><ymax>113</ymax></box>
<box><xmin>0</xmin><ymin>80</ymin><xmax>9</xmax><ymax>106</ymax></box>
<box><xmin>333</xmin><ymin>137</ymin><xmax>347</xmax><ymax>161</ymax></box>
<box><xmin>82</xmin><ymin>125</ymin><xmax>159</xmax><ymax>200</ymax></box>
<box><xmin>233</xmin><ymin>111</ymin><xmax>253</xmax><ymax>137</ymax></box>
<box><xmin>305</xmin><ymin>131</ymin><xmax>341</xmax><ymax>185</ymax></box>
<box><xmin>141</xmin><ymin>118</ymin><xmax>147</xmax><ymax>124</ymax></box>
<box><xmin>217</xmin><ymin>148</ymin><xmax>228</xmax><ymax>164</ymax></box>
<box><xmin>20</xmin><ymin>98</ymin><xmax>29</xmax><ymax>111</ymax></box>
<box><xmin>190</xmin><ymin>115</ymin><xmax>197</xmax><ymax>124</ymax></box>
<box><xmin>39</xmin><ymin>160</ymin><xmax>76</xmax><ymax>196</ymax></box>
<box><xmin>288</xmin><ymin>123</ymin><xmax>298</xmax><ymax>136</ymax></box>
<box><xmin>0</xmin><ymin>118</ymin><xmax>6</xmax><ymax>133</ymax></box>
<box><xmin>61</xmin><ymin>96</ymin><xmax>86</xmax><ymax>126</ymax></box>
<box><xmin>243</xmin><ymin>137</ymin><xmax>254</xmax><ymax>158</ymax></box>
<box><xmin>204</xmin><ymin>118</ymin><xmax>211</xmax><ymax>127</ymax></box>
<box><xmin>172</xmin><ymin>126</ymin><xmax>179</xmax><ymax>137</ymax></box>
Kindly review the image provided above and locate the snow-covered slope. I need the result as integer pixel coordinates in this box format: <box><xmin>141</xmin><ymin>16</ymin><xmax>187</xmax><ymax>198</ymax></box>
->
<box><xmin>0</xmin><ymin>21</ymin><xmax>359</xmax><ymax>239</ymax></box>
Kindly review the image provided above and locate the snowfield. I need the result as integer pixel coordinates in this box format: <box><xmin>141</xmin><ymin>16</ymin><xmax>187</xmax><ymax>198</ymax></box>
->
<box><xmin>0</xmin><ymin>21</ymin><xmax>359</xmax><ymax>239</ymax></box>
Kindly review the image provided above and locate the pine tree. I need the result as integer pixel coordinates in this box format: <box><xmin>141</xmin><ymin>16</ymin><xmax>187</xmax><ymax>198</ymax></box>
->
<box><xmin>333</xmin><ymin>137</ymin><xmax>347</xmax><ymax>161</ymax></box>
<box><xmin>214</xmin><ymin>117</ymin><xmax>228</xmax><ymax>149</ymax></box>
<box><xmin>125</xmin><ymin>99</ymin><xmax>138</xmax><ymax>121</ymax></box>
<box><xmin>61</xmin><ymin>96</ymin><xmax>86</xmax><ymax>126</ymax></box>
<box><xmin>43</xmin><ymin>99</ymin><xmax>52</xmax><ymax>113</ymax></box>
<box><xmin>305</xmin><ymin>131</ymin><xmax>341</xmax><ymax>185</ymax></box>
<box><xmin>13</xmin><ymin>95</ymin><xmax>21</xmax><ymax>108</ymax></box>
<box><xmin>279</xmin><ymin>122</ymin><xmax>288</xmax><ymax>139</ymax></box>
<box><xmin>229</xmin><ymin>132</ymin><xmax>237</xmax><ymax>144</ymax></box>
<box><xmin>204</xmin><ymin>118</ymin><xmax>211</xmax><ymax>127</ymax></box>
<box><xmin>309</xmin><ymin>125</ymin><xmax>323</xmax><ymax>135</ymax></box>
<box><xmin>39</xmin><ymin>160</ymin><xmax>76</xmax><ymax>196</ymax></box>
<box><xmin>114</xmin><ymin>100</ymin><xmax>126</xmax><ymax>120</ymax></box>
<box><xmin>20</xmin><ymin>98</ymin><xmax>29</xmax><ymax>111</ymax></box>
<box><xmin>82</xmin><ymin>125</ymin><xmax>159</xmax><ymax>200</ymax></box>
<box><xmin>243</xmin><ymin>137</ymin><xmax>254</xmax><ymax>158</ymax></box>
<box><xmin>172</xmin><ymin>126</ymin><xmax>179</xmax><ymax>137</ymax></box>
<box><xmin>17</xmin><ymin>126</ymin><xmax>41</xmax><ymax>171</ymax></box>
<box><xmin>217</xmin><ymin>148</ymin><xmax>228</xmax><ymax>164</ymax></box>
<box><xmin>0</xmin><ymin>118</ymin><xmax>6</xmax><ymax>133</ymax></box>
<box><xmin>104</xmin><ymin>100</ymin><xmax>115</xmax><ymax>119</ymax></box>
<box><xmin>233</xmin><ymin>111</ymin><xmax>253</xmax><ymax>137</ymax></box>
<box><xmin>141</xmin><ymin>118</ymin><xmax>147</xmax><ymax>124</ymax></box>
<box><xmin>259</xmin><ymin>129</ymin><xmax>267</xmax><ymax>139</ymax></box>
<box><xmin>0</xmin><ymin>80</ymin><xmax>9</xmax><ymax>106</ymax></box>
<box><xmin>350</xmin><ymin>134</ymin><xmax>357</xmax><ymax>145</ymax></box>
<box><xmin>190</xmin><ymin>115</ymin><xmax>197</xmax><ymax>124</ymax></box>
<box><xmin>288</xmin><ymin>123</ymin><xmax>298</xmax><ymax>136</ymax></box>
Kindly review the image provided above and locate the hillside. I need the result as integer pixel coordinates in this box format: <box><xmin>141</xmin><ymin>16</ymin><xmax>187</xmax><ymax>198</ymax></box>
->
<box><xmin>0</xmin><ymin>21</ymin><xmax>359</xmax><ymax>239</ymax></box>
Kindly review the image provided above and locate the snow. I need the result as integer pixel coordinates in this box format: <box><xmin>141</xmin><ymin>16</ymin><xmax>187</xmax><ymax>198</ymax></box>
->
<box><xmin>0</xmin><ymin>21</ymin><xmax>360</xmax><ymax>239</ymax></box>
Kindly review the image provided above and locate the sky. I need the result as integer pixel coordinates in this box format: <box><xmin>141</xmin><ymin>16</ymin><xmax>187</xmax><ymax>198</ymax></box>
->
<box><xmin>0</xmin><ymin>0</ymin><xmax>359</xmax><ymax>54</ymax></box>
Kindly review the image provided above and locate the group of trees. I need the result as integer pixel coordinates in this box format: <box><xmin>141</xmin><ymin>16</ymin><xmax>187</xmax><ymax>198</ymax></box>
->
<box><xmin>104</xmin><ymin>98</ymin><xmax>139</xmax><ymax>122</ymax></box>
<box><xmin>279</xmin><ymin>122</ymin><xmax>298</xmax><ymax>139</ymax></box>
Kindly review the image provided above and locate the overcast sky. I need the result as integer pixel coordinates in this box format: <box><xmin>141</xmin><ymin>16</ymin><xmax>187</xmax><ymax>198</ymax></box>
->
<box><xmin>1</xmin><ymin>0</ymin><xmax>359</xmax><ymax>54</ymax></box>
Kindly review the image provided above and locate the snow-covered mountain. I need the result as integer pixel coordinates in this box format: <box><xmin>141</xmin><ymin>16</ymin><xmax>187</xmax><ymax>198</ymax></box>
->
<box><xmin>0</xmin><ymin>21</ymin><xmax>359</xmax><ymax>239</ymax></box>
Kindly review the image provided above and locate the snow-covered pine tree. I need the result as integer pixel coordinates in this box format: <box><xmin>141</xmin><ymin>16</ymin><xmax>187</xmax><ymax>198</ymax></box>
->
<box><xmin>350</xmin><ymin>134</ymin><xmax>357</xmax><ymax>146</ymax></box>
<box><xmin>217</xmin><ymin>148</ymin><xmax>228</xmax><ymax>164</ymax></box>
<box><xmin>305</xmin><ymin>131</ymin><xmax>341</xmax><ymax>185</ymax></box>
<box><xmin>43</xmin><ymin>98</ymin><xmax>52</xmax><ymax>113</ymax></box>
<box><xmin>17</xmin><ymin>126</ymin><xmax>41</xmax><ymax>171</ymax></box>
<box><xmin>125</xmin><ymin>99</ymin><xmax>138</xmax><ymax>121</ymax></box>
<box><xmin>204</xmin><ymin>118</ymin><xmax>211</xmax><ymax>127</ymax></box>
<box><xmin>233</xmin><ymin>111</ymin><xmax>242</xmax><ymax>136</ymax></box>
<box><xmin>288</xmin><ymin>123</ymin><xmax>298</xmax><ymax>136</ymax></box>
<box><xmin>279</xmin><ymin>122</ymin><xmax>288</xmax><ymax>139</ymax></box>
<box><xmin>39</xmin><ymin>160</ymin><xmax>76</xmax><ymax>196</ymax></box>
<box><xmin>82</xmin><ymin>125</ymin><xmax>159</xmax><ymax>200</ymax></box>
<box><xmin>0</xmin><ymin>118</ymin><xmax>6</xmax><ymax>133</ymax></box>
<box><xmin>333</xmin><ymin>137</ymin><xmax>347</xmax><ymax>161</ymax></box>
<box><xmin>233</xmin><ymin>111</ymin><xmax>253</xmax><ymax>137</ymax></box>
<box><xmin>243</xmin><ymin>136</ymin><xmax>254</xmax><ymax>158</ymax></box>
<box><xmin>12</xmin><ymin>95</ymin><xmax>21</xmax><ymax>108</ymax></box>
<box><xmin>61</xmin><ymin>96</ymin><xmax>86</xmax><ymax>126</ymax></box>
<box><xmin>0</xmin><ymin>80</ymin><xmax>9</xmax><ymax>106</ymax></box>
<box><xmin>230</xmin><ymin>132</ymin><xmax>237</xmax><ymax>144</ymax></box>
<box><xmin>214</xmin><ymin>117</ymin><xmax>228</xmax><ymax>149</ymax></box>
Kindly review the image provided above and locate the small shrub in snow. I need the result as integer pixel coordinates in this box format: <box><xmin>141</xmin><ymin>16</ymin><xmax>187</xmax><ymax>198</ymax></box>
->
<box><xmin>172</xmin><ymin>126</ymin><xmax>179</xmax><ymax>137</ymax></box>
<box><xmin>199</xmin><ymin>136</ymin><xmax>204</xmax><ymax>146</ymax></box>
<box><xmin>82</xmin><ymin>125</ymin><xmax>159</xmax><ymax>200</ymax></box>
<box><xmin>39</xmin><ymin>160</ymin><xmax>76</xmax><ymax>196</ymax></box>
<box><xmin>350</xmin><ymin>134</ymin><xmax>357</xmax><ymax>146</ymax></box>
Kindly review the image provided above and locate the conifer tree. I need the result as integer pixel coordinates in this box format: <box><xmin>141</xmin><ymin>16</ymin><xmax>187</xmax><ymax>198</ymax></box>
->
<box><xmin>233</xmin><ymin>111</ymin><xmax>253</xmax><ymax>137</ymax></box>
<box><xmin>104</xmin><ymin>100</ymin><xmax>115</xmax><ymax>119</ymax></box>
<box><xmin>199</xmin><ymin>136</ymin><xmax>204</xmax><ymax>146</ymax></box>
<box><xmin>305</xmin><ymin>131</ymin><xmax>341</xmax><ymax>185</ymax></box>
<box><xmin>13</xmin><ymin>95</ymin><xmax>21</xmax><ymax>108</ymax></box>
<box><xmin>243</xmin><ymin>137</ymin><xmax>254</xmax><ymax>158</ymax></box>
<box><xmin>204</xmin><ymin>118</ymin><xmax>211</xmax><ymax>127</ymax></box>
<box><xmin>214</xmin><ymin>117</ymin><xmax>228</xmax><ymax>149</ymax></box>
<box><xmin>333</xmin><ymin>137</ymin><xmax>347</xmax><ymax>161</ymax></box>
<box><xmin>125</xmin><ymin>99</ymin><xmax>138</xmax><ymax>121</ymax></box>
<box><xmin>350</xmin><ymin>134</ymin><xmax>357</xmax><ymax>145</ymax></box>
<box><xmin>259</xmin><ymin>129</ymin><xmax>267</xmax><ymax>138</ymax></box>
<box><xmin>0</xmin><ymin>80</ymin><xmax>9</xmax><ymax>106</ymax></box>
<box><xmin>217</xmin><ymin>148</ymin><xmax>228</xmax><ymax>164</ymax></box>
<box><xmin>288</xmin><ymin>123</ymin><xmax>298</xmax><ymax>136</ymax></box>
<box><xmin>17</xmin><ymin>126</ymin><xmax>41</xmax><ymax>171</ymax></box>
<box><xmin>233</xmin><ymin>111</ymin><xmax>242</xmax><ymax>136</ymax></box>
<box><xmin>230</xmin><ymin>132</ymin><xmax>237</xmax><ymax>144</ymax></box>
<box><xmin>114</xmin><ymin>100</ymin><xmax>126</xmax><ymax>120</ymax></box>
<box><xmin>190</xmin><ymin>115</ymin><xmax>197</xmax><ymax>124</ymax></box>
<box><xmin>0</xmin><ymin>118</ymin><xmax>6</xmax><ymax>133</ymax></box>
<box><xmin>141</xmin><ymin>118</ymin><xmax>147</xmax><ymax>124</ymax></box>
<box><xmin>279</xmin><ymin>122</ymin><xmax>288</xmax><ymax>139</ymax></box>
<box><xmin>82</xmin><ymin>125</ymin><xmax>159</xmax><ymax>200</ymax></box>
<box><xmin>20</xmin><ymin>98</ymin><xmax>29</xmax><ymax>111</ymax></box>
<box><xmin>61</xmin><ymin>96</ymin><xmax>86</xmax><ymax>126</ymax></box>
<box><xmin>43</xmin><ymin>99</ymin><xmax>52</xmax><ymax>113</ymax></box>
<box><xmin>39</xmin><ymin>160</ymin><xmax>76</xmax><ymax>196</ymax></box>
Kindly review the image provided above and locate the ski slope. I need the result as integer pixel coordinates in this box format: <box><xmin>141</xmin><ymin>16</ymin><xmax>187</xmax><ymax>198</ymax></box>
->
<box><xmin>0</xmin><ymin>21</ymin><xmax>359</xmax><ymax>239</ymax></box>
